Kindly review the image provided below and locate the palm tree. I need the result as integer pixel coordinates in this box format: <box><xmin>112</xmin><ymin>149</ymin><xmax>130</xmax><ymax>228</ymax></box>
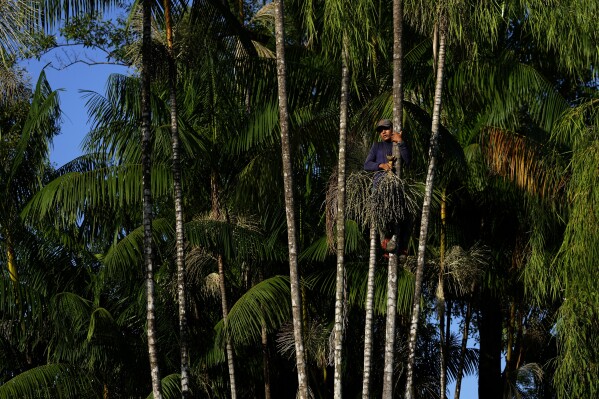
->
<box><xmin>332</xmin><ymin>41</ymin><xmax>350</xmax><ymax>397</ymax></box>
<box><xmin>0</xmin><ymin>0</ymin><xmax>38</xmax><ymax>100</ymax></box>
<box><xmin>1</xmin><ymin>70</ymin><xmax>59</xmax><ymax>288</ymax></box>
<box><xmin>303</xmin><ymin>1</ymin><xmax>377</xmax><ymax>394</ymax></box>
<box><xmin>161</xmin><ymin>0</ymin><xmax>190</xmax><ymax>394</ymax></box>
<box><xmin>381</xmin><ymin>1</ymin><xmax>407</xmax><ymax>397</ymax></box>
<box><xmin>139</xmin><ymin>0</ymin><xmax>162</xmax><ymax>396</ymax></box>
<box><xmin>273</xmin><ymin>0</ymin><xmax>308</xmax><ymax>397</ymax></box>
<box><xmin>404</xmin><ymin>9</ymin><xmax>447</xmax><ymax>398</ymax></box>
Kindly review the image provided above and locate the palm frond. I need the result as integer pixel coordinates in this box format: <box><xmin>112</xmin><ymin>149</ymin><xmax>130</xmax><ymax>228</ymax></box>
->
<box><xmin>216</xmin><ymin>275</ymin><xmax>291</xmax><ymax>346</ymax></box>
<box><xmin>186</xmin><ymin>217</ymin><xmax>282</xmax><ymax>262</ymax></box>
<box><xmin>300</xmin><ymin>236</ymin><xmax>331</xmax><ymax>263</ymax></box>
<box><xmin>0</xmin><ymin>364</ymin><xmax>96</xmax><ymax>399</ymax></box>
<box><xmin>100</xmin><ymin>217</ymin><xmax>173</xmax><ymax>280</ymax></box>
<box><xmin>21</xmin><ymin>164</ymin><xmax>173</xmax><ymax>229</ymax></box>
<box><xmin>8</xmin><ymin>70</ymin><xmax>59</xmax><ymax>186</ymax></box>
<box><xmin>481</xmin><ymin>127</ymin><xmax>567</xmax><ymax>201</ymax></box>
<box><xmin>146</xmin><ymin>373</ymin><xmax>182</xmax><ymax>399</ymax></box>
<box><xmin>443</xmin><ymin>243</ymin><xmax>489</xmax><ymax>296</ymax></box>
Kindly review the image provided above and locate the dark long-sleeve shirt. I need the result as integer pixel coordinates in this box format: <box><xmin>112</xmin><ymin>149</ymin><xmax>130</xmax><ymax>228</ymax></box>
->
<box><xmin>363</xmin><ymin>141</ymin><xmax>411</xmax><ymax>172</ymax></box>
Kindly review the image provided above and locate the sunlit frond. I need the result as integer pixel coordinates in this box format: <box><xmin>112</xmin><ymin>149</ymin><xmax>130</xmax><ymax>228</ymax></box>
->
<box><xmin>0</xmin><ymin>0</ymin><xmax>40</xmax><ymax>64</ymax></box>
<box><xmin>22</xmin><ymin>163</ymin><xmax>172</xmax><ymax>229</ymax></box>
<box><xmin>481</xmin><ymin>127</ymin><xmax>567</xmax><ymax>201</ymax></box>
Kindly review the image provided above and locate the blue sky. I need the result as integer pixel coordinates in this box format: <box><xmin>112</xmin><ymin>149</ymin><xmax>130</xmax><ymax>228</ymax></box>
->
<box><xmin>21</xmin><ymin>51</ymin><xmax>128</xmax><ymax>167</ymax></box>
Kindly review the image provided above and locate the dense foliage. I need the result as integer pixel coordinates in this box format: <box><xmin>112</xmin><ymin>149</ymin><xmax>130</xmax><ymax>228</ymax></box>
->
<box><xmin>1</xmin><ymin>0</ymin><xmax>598</xmax><ymax>398</ymax></box>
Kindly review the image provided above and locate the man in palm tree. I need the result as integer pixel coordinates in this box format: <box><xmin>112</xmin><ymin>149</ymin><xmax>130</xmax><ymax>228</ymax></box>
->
<box><xmin>364</xmin><ymin>119</ymin><xmax>411</xmax><ymax>254</ymax></box>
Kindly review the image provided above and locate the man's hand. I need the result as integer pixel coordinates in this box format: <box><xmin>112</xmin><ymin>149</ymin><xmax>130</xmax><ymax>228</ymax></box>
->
<box><xmin>379</xmin><ymin>162</ymin><xmax>392</xmax><ymax>171</ymax></box>
<box><xmin>391</xmin><ymin>130</ymin><xmax>403</xmax><ymax>143</ymax></box>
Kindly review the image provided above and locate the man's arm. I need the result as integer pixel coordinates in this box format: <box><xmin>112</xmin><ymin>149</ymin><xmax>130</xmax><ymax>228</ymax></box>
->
<box><xmin>364</xmin><ymin>144</ymin><xmax>382</xmax><ymax>171</ymax></box>
<box><xmin>393</xmin><ymin>131</ymin><xmax>411</xmax><ymax>167</ymax></box>
<box><xmin>398</xmin><ymin>141</ymin><xmax>411</xmax><ymax>166</ymax></box>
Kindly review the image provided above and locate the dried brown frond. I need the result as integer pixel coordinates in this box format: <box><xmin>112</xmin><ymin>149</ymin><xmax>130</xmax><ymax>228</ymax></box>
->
<box><xmin>481</xmin><ymin>128</ymin><xmax>567</xmax><ymax>200</ymax></box>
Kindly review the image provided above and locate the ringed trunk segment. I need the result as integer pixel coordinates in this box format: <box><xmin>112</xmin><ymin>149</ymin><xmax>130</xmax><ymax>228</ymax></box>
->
<box><xmin>405</xmin><ymin>12</ymin><xmax>448</xmax><ymax>399</ymax></box>
<box><xmin>163</xmin><ymin>1</ymin><xmax>191</xmax><ymax>394</ymax></box>
<box><xmin>333</xmin><ymin>41</ymin><xmax>351</xmax><ymax>399</ymax></box>
<box><xmin>273</xmin><ymin>0</ymin><xmax>309</xmax><ymax>397</ymax></box>
<box><xmin>141</xmin><ymin>0</ymin><xmax>162</xmax><ymax>395</ymax></box>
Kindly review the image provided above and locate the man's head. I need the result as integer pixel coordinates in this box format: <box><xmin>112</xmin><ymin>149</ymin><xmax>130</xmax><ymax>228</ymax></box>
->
<box><xmin>376</xmin><ymin>119</ymin><xmax>393</xmax><ymax>141</ymax></box>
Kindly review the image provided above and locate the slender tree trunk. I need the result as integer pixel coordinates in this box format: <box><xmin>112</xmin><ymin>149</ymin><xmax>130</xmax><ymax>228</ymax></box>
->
<box><xmin>381</xmin><ymin>2</ymin><xmax>404</xmax><ymax>397</ymax></box>
<box><xmin>437</xmin><ymin>189</ymin><xmax>447</xmax><ymax>399</ymax></box>
<box><xmin>333</xmin><ymin>40</ymin><xmax>350</xmax><ymax>399</ymax></box>
<box><xmin>361</xmin><ymin>225</ymin><xmax>377</xmax><ymax>398</ymax></box>
<box><xmin>6</xmin><ymin>233</ymin><xmax>17</xmax><ymax>282</ymax></box>
<box><xmin>210</xmin><ymin>171</ymin><xmax>221</xmax><ymax>219</ymax></box>
<box><xmin>141</xmin><ymin>0</ymin><xmax>162</xmax><ymax>396</ymax></box>
<box><xmin>382</xmin><ymin>253</ymin><xmax>398</xmax><ymax>399</ymax></box>
<box><xmin>515</xmin><ymin>303</ymin><xmax>524</xmax><ymax>370</ymax></box>
<box><xmin>262</xmin><ymin>323</ymin><xmax>272</xmax><ymax>399</ymax></box>
<box><xmin>432</xmin><ymin>21</ymin><xmax>439</xmax><ymax>72</ymax></box>
<box><xmin>218</xmin><ymin>254</ymin><xmax>237</xmax><ymax>399</ymax></box>
<box><xmin>505</xmin><ymin>300</ymin><xmax>515</xmax><ymax>384</ymax></box>
<box><xmin>478</xmin><ymin>290</ymin><xmax>502</xmax><ymax>399</ymax></box>
<box><xmin>258</xmin><ymin>270</ymin><xmax>272</xmax><ymax>399</ymax></box>
<box><xmin>273</xmin><ymin>1</ymin><xmax>309</xmax><ymax>397</ymax></box>
<box><xmin>405</xmin><ymin>14</ymin><xmax>448</xmax><ymax>399</ymax></box>
<box><xmin>209</xmin><ymin>172</ymin><xmax>237</xmax><ymax>398</ymax></box>
<box><xmin>454</xmin><ymin>301</ymin><xmax>472</xmax><ymax>399</ymax></box>
<box><xmin>391</xmin><ymin>0</ymin><xmax>404</xmax><ymax>172</ymax></box>
<box><xmin>163</xmin><ymin>1</ymin><xmax>190</xmax><ymax>396</ymax></box>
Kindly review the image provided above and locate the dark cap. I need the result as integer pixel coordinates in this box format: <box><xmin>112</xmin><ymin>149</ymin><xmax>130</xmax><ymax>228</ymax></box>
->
<box><xmin>376</xmin><ymin>119</ymin><xmax>392</xmax><ymax>129</ymax></box>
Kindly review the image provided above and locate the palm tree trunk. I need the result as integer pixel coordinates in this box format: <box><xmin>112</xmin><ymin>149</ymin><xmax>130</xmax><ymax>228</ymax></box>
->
<box><xmin>163</xmin><ymin>1</ymin><xmax>190</xmax><ymax>396</ymax></box>
<box><xmin>262</xmin><ymin>323</ymin><xmax>272</xmax><ymax>399</ymax></box>
<box><xmin>479</xmin><ymin>290</ymin><xmax>502</xmax><ymax>399</ymax></box>
<box><xmin>437</xmin><ymin>189</ymin><xmax>447</xmax><ymax>399</ymax></box>
<box><xmin>405</xmin><ymin>14</ymin><xmax>448</xmax><ymax>399</ymax></box>
<box><xmin>209</xmin><ymin>171</ymin><xmax>237</xmax><ymax>398</ymax></box>
<box><xmin>361</xmin><ymin>225</ymin><xmax>377</xmax><ymax>398</ymax></box>
<box><xmin>382</xmin><ymin>2</ymin><xmax>404</xmax><ymax>397</ymax></box>
<box><xmin>504</xmin><ymin>300</ymin><xmax>516</xmax><ymax>392</ymax></box>
<box><xmin>141</xmin><ymin>0</ymin><xmax>162</xmax><ymax>396</ymax></box>
<box><xmin>454</xmin><ymin>301</ymin><xmax>472</xmax><ymax>399</ymax></box>
<box><xmin>6</xmin><ymin>233</ymin><xmax>18</xmax><ymax>282</ymax></box>
<box><xmin>273</xmin><ymin>1</ymin><xmax>308</xmax><ymax>397</ymax></box>
<box><xmin>333</xmin><ymin>39</ymin><xmax>350</xmax><ymax>399</ymax></box>
<box><xmin>391</xmin><ymin>0</ymin><xmax>404</xmax><ymax>171</ymax></box>
<box><xmin>382</xmin><ymin>253</ymin><xmax>398</xmax><ymax>399</ymax></box>
<box><xmin>218</xmin><ymin>254</ymin><xmax>237</xmax><ymax>399</ymax></box>
<box><xmin>257</xmin><ymin>269</ymin><xmax>272</xmax><ymax>399</ymax></box>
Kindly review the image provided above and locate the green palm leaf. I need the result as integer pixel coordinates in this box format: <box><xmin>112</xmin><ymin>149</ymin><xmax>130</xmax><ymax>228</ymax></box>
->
<box><xmin>215</xmin><ymin>275</ymin><xmax>291</xmax><ymax>346</ymax></box>
<box><xmin>146</xmin><ymin>373</ymin><xmax>182</xmax><ymax>399</ymax></box>
<box><xmin>100</xmin><ymin>218</ymin><xmax>173</xmax><ymax>280</ymax></box>
<box><xmin>22</xmin><ymin>163</ymin><xmax>173</xmax><ymax>229</ymax></box>
<box><xmin>0</xmin><ymin>364</ymin><xmax>96</xmax><ymax>399</ymax></box>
